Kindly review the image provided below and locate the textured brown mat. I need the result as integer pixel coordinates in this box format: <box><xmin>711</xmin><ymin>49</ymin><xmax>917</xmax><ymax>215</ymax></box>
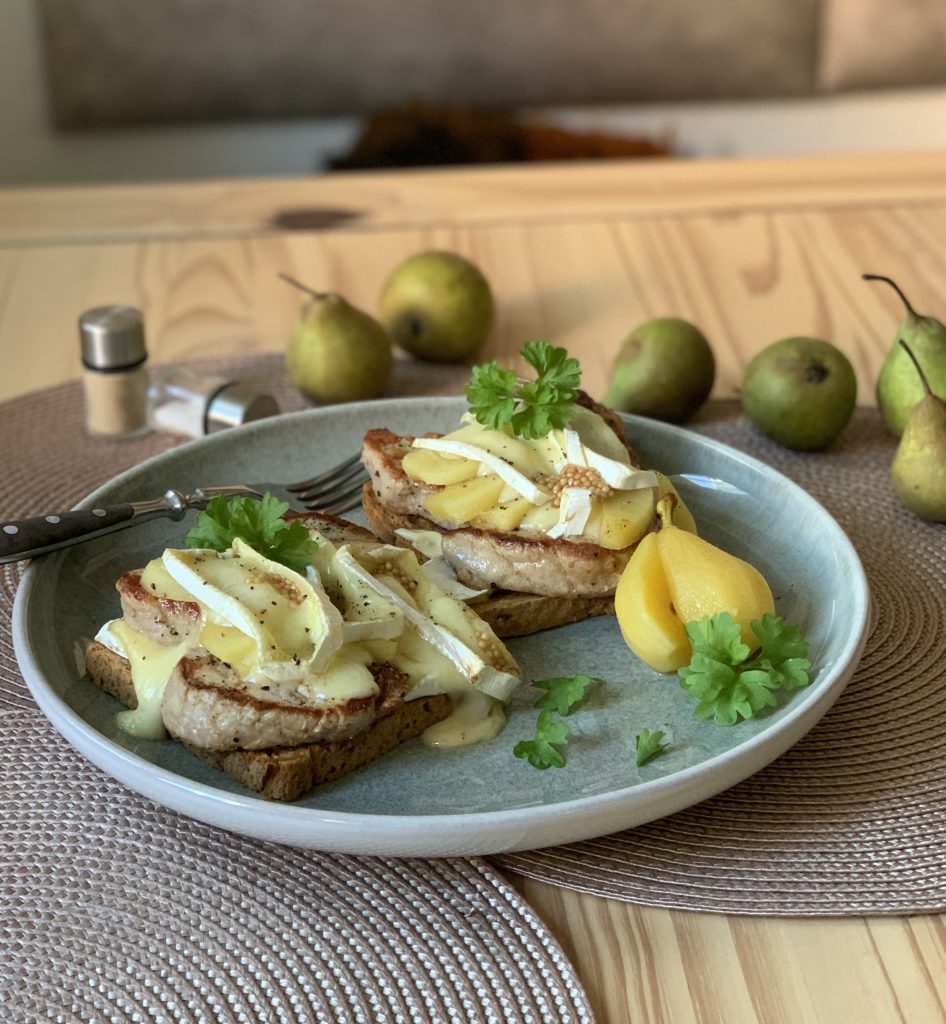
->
<box><xmin>0</xmin><ymin>361</ymin><xmax>593</xmax><ymax>1024</ymax></box>
<box><xmin>1</xmin><ymin>715</ymin><xmax>592</xmax><ymax>1023</ymax></box>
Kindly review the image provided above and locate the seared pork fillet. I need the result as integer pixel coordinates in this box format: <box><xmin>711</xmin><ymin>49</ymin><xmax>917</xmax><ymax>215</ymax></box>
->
<box><xmin>161</xmin><ymin>651</ymin><xmax>411</xmax><ymax>752</ymax></box>
<box><xmin>361</xmin><ymin>395</ymin><xmax>646</xmax><ymax>598</ymax></box>
<box><xmin>441</xmin><ymin>526</ymin><xmax>630</xmax><ymax>597</ymax></box>
<box><xmin>117</xmin><ymin>571</ymin><xmax>202</xmax><ymax>646</ymax></box>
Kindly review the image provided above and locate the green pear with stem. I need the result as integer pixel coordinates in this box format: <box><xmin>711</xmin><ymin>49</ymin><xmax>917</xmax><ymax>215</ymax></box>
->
<box><xmin>282</xmin><ymin>273</ymin><xmax>392</xmax><ymax>404</ymax></box>
<box><xmin>865</xmin><ymin>274</ymin><xmax>946</xmax><ymax>436</ymax></box>
<box><xmin>891</xmin><ymin>339</ymin><xmax>946</xmax><ymax>523</ymax></box>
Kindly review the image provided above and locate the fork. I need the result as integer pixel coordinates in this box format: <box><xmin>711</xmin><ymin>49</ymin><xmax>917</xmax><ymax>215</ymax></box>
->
<box><xmin>0</xmin><ymin>453</ymin><xmax>368</xmax><ymax>565</ymax></box>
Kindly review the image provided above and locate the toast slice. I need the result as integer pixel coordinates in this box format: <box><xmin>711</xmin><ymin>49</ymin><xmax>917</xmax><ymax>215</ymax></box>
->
<box><xmin>362</xmin><ymin>483</ymin><xmax>615</xmax><ymax>635</ymax></box>
<box><xmin>360</xmin><ymin>392</ymin><xmax>646</xmax><ymax>608</ymax></box>
<box><xmin>85</xmin><ymin>640</ymin><xmax>452</xmax><ymax>801</ymax></box>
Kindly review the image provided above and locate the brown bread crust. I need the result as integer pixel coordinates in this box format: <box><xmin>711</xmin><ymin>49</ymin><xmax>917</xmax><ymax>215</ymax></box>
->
<box><xmin>84</xmin><ymin>640</ymin><xmax>452</xmax><ymax>801</ymax></box>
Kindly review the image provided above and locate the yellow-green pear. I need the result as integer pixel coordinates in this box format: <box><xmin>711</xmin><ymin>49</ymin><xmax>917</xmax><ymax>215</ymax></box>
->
<box><xmin>891</xmin><ymin>340</ymin><xmax>946</xmax><ymax>522</ymax></box>
<box><xmin>603</xmin><ymin>317</ymin><xmax>715</xmax><ymax>423</ymax></box>
<box><xmin>379</xmin><ymin>251</ymin><xmax>494</xmax><ymax>362</ymax></box>
<box><xmin>865</xmin><ymin>274</ymin><xmax>946</xmax><ymax>437</ymax></box>
<box><xmin>282</xmin><ymin>274</ymin><xmax>392</xmax><ymax>404</ymax></box>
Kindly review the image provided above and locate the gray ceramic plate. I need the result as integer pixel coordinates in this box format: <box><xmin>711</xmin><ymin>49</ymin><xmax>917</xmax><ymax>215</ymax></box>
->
<box><xmin>13</xmin><ymin>398</ymin><xmax>869</xmax><ymax>856</ymax></box>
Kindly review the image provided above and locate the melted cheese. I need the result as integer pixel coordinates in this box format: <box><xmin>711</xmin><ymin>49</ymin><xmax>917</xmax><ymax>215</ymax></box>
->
<box><xmin>392</xmin><ymin>625</ymin><xmax>506</xmax><ymax>747</ymax></box>
<box><xmin>334</xmin><ymin>545</ymin><xmax>521</xmax><ymax>701</ymax></box>
<box><xmin>301</xmin><ymin>645</ymin><xmax>379</xmax><ymax>702</ymax></box>
<box><xmin>99</xmin><ymin>525</ymin><xmax>522</xmax><ymax>750</ymax></box>
<box><xmin>546</xmin><ymin>487</ymin><xmax>593</xmax><ymax>539</ymax></box>
<box><xmin>139</xmin><ymin>558</ymin><xmax>194</xmax><ymax>602</ymax></box>
<box><xmin>422</xmin><ymin>689</ymin><xmax>506</xmax><ymax>748</ymax></box>
<box><xmin>105</xmin><ymin>619</ymin><xmax>190</xmax><ymax>741</ymax></box>
<box><xmin>162</xmin><ymin>539</ymin><xmax>343</xmax><ymax>683</ymax></box>
<box><xmin>199</xmin><ymin>623</ymin><xmax>258</xmax><ymax>677</ymax></box>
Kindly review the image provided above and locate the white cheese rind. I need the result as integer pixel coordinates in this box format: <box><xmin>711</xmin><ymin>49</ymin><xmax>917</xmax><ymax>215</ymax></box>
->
<box><xmin>546</xmin><ymin>487</ymin><xmax>593</xmax><ymax>539</ymax></box>
<box><xmin>333</xmin><ymin>546</ymin><xmax>520</xmax><ymax>701</ymax></box>
<box><xmin>162</xmin><ymin>541</ymin><xmax>344</xmax><ymax>683</ymax></box>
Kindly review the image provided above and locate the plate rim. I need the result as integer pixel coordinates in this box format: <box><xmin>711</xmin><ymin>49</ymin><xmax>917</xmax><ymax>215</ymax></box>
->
<box><xmin>12</xmin><ymin>397</ymin><xmax>871</xmax><ymax>856</ymax></box>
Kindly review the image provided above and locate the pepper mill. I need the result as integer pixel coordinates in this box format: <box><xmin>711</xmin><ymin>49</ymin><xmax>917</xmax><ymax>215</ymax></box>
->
<box><xmin>79</xmin><ymin>305</ymin><xmax>150</xmax><ymax>438</ymax></box>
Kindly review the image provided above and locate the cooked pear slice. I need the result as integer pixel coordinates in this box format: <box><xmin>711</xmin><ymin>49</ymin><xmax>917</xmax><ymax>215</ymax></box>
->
<box><xmin>615</xmin><ymin>496</ymin><xmax>774</xmax><ymax>672</ymax></box>
<box><xmin>614</xmin><ymin>533</ymin><xmax>690</xmax><ymax>673</ymax></box>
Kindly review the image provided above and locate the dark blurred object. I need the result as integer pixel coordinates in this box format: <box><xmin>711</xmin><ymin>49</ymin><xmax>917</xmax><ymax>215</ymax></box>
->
<box><xmin>330</xmin><ymin>104</ymin><xmax>671</xmax><ymax>170</ymax></box>
<box><xmin>38</xmin><ymin>1</ymin><xmax>821</xmax><ymax>131</ymax></box>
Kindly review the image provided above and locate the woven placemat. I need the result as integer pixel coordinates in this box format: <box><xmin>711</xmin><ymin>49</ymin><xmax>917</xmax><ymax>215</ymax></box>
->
<box><xmin>0</xmin><ymin>363</ymin><xmax>593</xmax><ymax>1024</ymax></box>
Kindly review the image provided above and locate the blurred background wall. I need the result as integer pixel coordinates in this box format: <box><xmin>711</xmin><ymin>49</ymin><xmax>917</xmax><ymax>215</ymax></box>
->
<box><xmin>4</xmin><ymin>0</ymin><xmax>946</xmax><ymax>185</ymax></box>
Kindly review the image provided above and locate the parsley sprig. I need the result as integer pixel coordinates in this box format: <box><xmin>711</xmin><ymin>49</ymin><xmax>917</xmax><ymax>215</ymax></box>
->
<box><xmin>634</xmin><ymin>728</ymin><xmax>668</xmax><ymax>766</ymax></box>
<box><xmin>678</xmin><ymin>612</ymin><xmax>812</xmax><ymax>726</ymax></box>
<box><xmin>184</xmin><ymin>493</ymin><xmax>319</xmax><ymax>574</ymax></box>
<box><xmin>465</xmin><ymin>341</ymin><xmax>581</xmax><ymax>440</ymax></box>
<box><xmin>514</xmin><ymin>674</ymin><xmax>598</xmax><ymax>769</ymax></box>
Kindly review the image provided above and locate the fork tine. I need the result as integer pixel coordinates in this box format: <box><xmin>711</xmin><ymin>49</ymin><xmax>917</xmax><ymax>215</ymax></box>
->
<box><xmin>295</xmin><ymin>461</ymin><xmax>367</xmax><ymax>501</ymax></box>
<box><xmin>305</xmin><ymin>478</ymin><xmax>368</xmax><ymax>515</ymax></box>
<box><xmin>286</xmin><ymin>453</ymin><xmax>363</xmax><ymax>494</ymax></box>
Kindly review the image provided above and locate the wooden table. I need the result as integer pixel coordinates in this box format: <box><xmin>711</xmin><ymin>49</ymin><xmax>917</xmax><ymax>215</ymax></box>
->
<box><xmin>2</xmin><ymin>151</ymin><xmax>945</xmax><ymax>1023</ymax></box>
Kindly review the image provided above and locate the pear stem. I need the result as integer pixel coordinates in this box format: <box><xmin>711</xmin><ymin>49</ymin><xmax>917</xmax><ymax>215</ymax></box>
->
<box><xmin>279</xmin><ymin>272</ymin><xmax>328</xmax><ymax>301</ymax></box>
<box><xmin>863</xmin><ymin>273</ymin><xmax>919</xmax><ymax>320</ymax></box>
<box><xmin>656</xmin><ymin>492</ymin><xmax>677</xmax><ymax>529</ymax></box>
<box><xmin>898</xmin><ymin>338</ymin><xmax>933</xmax><ymax>397</ymax></box>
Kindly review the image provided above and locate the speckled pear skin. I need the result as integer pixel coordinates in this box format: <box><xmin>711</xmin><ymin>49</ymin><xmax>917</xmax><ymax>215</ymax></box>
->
<box><xmin>866</xmin><ymin>274</ymin><xmax>946</xmax><ymax>437</ymax></box>
<box><xmin>891</xmin><ymin>380</ymin><xmax>946</xmax><ymax>522</ymax></box>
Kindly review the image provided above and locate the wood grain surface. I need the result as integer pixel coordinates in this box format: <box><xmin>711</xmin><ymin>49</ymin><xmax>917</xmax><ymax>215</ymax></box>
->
<box><xmin>2</xmin><ymin>151</ymin><xmax>945</xmax><ymax>1023</ymax></box>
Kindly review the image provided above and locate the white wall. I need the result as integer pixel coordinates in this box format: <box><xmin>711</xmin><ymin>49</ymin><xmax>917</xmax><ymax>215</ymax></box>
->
<box><xmin>4</xmin><ymin>0</ymin><xmax>946</xmax><ymax>187</ymax></box>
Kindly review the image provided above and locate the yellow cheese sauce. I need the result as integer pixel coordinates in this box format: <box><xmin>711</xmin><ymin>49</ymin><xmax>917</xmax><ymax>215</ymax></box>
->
<box><xmin>108</xmin><ymin>619</ymin><xmax>190</xmax><ymax>741</ymax></box>
<box><xmin>421</xmin><ymin>687</ymin><xmax>506</xmax><ymax>748</ymax></box>
<box><xmin>101</xmin><ymin>531</ymin><xmax>516</xmax><ymax>751</ymax></box>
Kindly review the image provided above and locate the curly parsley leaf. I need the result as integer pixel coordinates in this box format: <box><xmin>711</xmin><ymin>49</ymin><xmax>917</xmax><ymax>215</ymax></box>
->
<box><xmin>684</xmin><ymin>613</ymin><xmax>750</xmax><ymax>667</ymax></box>
<box><xmin>464</xmin><ymin>362</ymin><xmax>518</xmax><ymax>431</ymax></box>
<box><xmin>465</xmin><ymin>341</ymin><xmax>581</xmax><ymax>440</ymax></box>
<box><xmin>635</xmin><ymin>728</ymin><xmax>668</xmax><ymax>767</ymax></box>
<box><xmin>513</xmin><ymin>710</ymin><xmax>571</xmax><ymax>769</ymax></box>
<box><xmin>532</xmin><ymin>674</ymin><xmax>599</xmax><ymax>716</ymax></box>
<box><xmin>184</xmin><ymin>493</ymin><xmax>319</xmax><ymax>575</ymax></box>
<box><xmin>678</xmin><ymin>612</ymin><xmax>812</xmax><ymax>726</ymax></box>
<box><xmin>514</xmin><ymin>673</ymin><xmax>598</xmax><ymax>769</ymax></box>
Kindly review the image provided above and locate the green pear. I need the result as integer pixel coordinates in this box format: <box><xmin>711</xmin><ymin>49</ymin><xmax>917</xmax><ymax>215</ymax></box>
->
<box><xmin>282</xmin><ymin>274</ymin><xmax>392</xmax><ymax>404</ymax></box>
<box><xmin>602</xmin><ymin>317</ymin><xmax>715</xmax><ymax>423</ymax></box>
<box><xmin>865</xmin><ymin>274</ymin><xmax>946</xmax><ymax>437</ymax></box>
<box><xmin>379</xmin><ymin>251</ymin><xmax>494</xmax><ymax>362</ymax></box>
<box><xmin>891</xmin><ymin>340</ymin><xmax>946</xmax><ymax>522</ymax></box>
<box><xmin>741</xmin><ymin>337</ymin><xmax>856</xmax><ymax>450</ymax></box>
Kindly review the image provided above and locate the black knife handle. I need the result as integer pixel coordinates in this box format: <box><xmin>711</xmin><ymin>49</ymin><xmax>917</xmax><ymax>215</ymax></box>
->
<box><xmin>0</xmin><ymin>491</ymin><xmax>189</xmax><ymax>564</ymax></box>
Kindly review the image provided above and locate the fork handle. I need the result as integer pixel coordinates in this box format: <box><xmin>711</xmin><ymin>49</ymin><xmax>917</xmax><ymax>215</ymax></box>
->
<box><xmin>0</xmin><ymin>490</ymin><xmax>192</xmax><ymax>564</ymax></box>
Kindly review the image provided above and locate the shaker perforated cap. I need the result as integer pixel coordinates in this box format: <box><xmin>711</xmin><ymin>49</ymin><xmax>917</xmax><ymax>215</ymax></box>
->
<box><xmin>79</xmin><ymin>305</ymin><xmax>147</xmax><ymax>371</ymax></box>
<box><xmin>205</xmin><ymin>382</ymin><xmax>279</xmax><ymax>433</ymax></box>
